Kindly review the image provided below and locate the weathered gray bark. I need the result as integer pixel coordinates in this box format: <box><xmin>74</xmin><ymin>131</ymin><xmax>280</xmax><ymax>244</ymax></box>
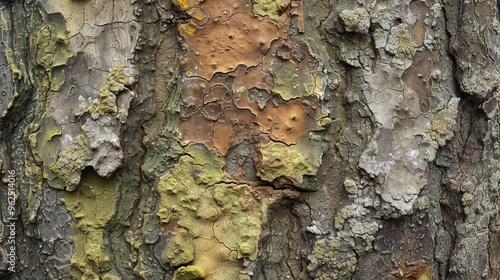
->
<box><xmin>0</xmin><ymin>0</ymin><xmax>498</xmax><ymax>279</ymax></box>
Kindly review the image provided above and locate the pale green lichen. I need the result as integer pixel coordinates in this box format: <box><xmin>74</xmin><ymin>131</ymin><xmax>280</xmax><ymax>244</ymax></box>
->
<box><xmin>343</xmin><ymin>178</ymin><xmax>358</xmax><ymax>195</ymax></box>
<box><xmin>253</xmin><ymin>0</ymin><xmax>289</xmax><ymax>23</ymax></box>
<box><xmin>334</xmin><ymin>205</ymin><xmax>357</xmax><ymax>230</ymax></box>
<box><xmin>273</xmin><ymin>61</ymin><xmax>315</xmax><ymax>100</ymax></box>
<box><xmin>386</xmin><ymin>23</ymin><xmax>417</xmax><ymax>62</ymax></box>
<box><xmin>427</xmin><ymin>99</ymin><xmax>459</xmax><ymax>146</ymax></box>
<box><xmin>339</xmin><ymin>8</ymin><xmax>371</xmax><ymax>34</ymax></box>
<box><xmin>49</xmin><ymin>134</ymin><xmax>93</xmax><ymax>191</ymax></box>
<box><xmin>63</xmin><ymin>169</ymin><xmax>118</xmax><ymax>279</ymax></box>
<box><xmin>307</xmin><ymin>238</ymin><xmax>357</xmax><ymax>280</ymax></box>
<box><xmin>307</xmin><ymin>238</ymin><xmax>341</xmax><ymax>271</ymax></box>
<box><xmin>5</xmin><ymin>47</ymin><xmax>23</xmax><ymax>82</ymax></box>
<box><xmin>461</xmin><ymin>192</ymin><xmax>474</xmax><ymax>206</ymax></box>
<box><xmin>257</xmin><ymin>138</ymin><xmax>322</xmax><ymax>184</ymax></box>
<box><xmin>88</xmin><ymin>65</ymin><xmax>131</xmax><ymax>116</ymax></box>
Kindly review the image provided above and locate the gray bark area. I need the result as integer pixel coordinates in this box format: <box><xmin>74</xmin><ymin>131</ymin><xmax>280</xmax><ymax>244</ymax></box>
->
<box><xmin>0</xmin><ymin>0</ymin><xmax>498</xmax><ymax>279</ymax></box>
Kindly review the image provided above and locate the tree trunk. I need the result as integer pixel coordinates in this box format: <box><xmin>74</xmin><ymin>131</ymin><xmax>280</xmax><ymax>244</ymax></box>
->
<box><xmin>0</xmin><ymin>0</ymin><xmax>498</xmax><ymax>279</ymax></box>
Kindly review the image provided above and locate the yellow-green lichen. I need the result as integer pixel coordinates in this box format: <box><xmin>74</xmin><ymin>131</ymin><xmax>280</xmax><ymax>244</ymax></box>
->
<box><xmin>34</xmin><ymin>23</ymin><xmax>72</xmax><ymax>70</ymax></box>
<box><xmin>30</xmin><ymin>117</ymin><xmax>61</xmax><ymax>167</ymax></box>
<box><xmin>173</xmin><ymin>266</ymin><xmax>206</xmax><ymax>280</ymax></box>
<box><xmin>273</xmin><ymin>61</ymin><xmax>315</xmax><ymax>100</ymax></box>
<box><xmin>27</xmin><ymin>117</ymin><xmax>64</xmax><ymax>196</ymax></box>
<box><xmin>63</xmin><ymin>169</ymin><xmax>118</xmax><ymax>279</ymax></box>
<box><xmin>163</xmin><ymin>232</ymin><xmax>195</xmax><ymax>267</ymax></box>
<box><xmin>5</xmin><ymin>47</ymin><xmax>24</xmax><ymax>82</ymax></box>
<box><xmin>157</xmin><ymin>144</ymin><xmax>227</xmax><ymax>237</ymax></box>
<box><xmin>212</xmin><ymin>183</ymin><xmax>266</xmax><ymax>260</ymax></box>
<box><xmin>258</xmin><ymin>138</ymin><xmax>323</xmax><ymax>184</ymax></box>
<box><xmin>253</xmin><ymin>0</ymin><xmax>290</xmax><ymax>23</ymax></box>
<box><xmin>88</xmin><ymin>65</ymin><xmax>131</xmax><ymax>116</ymax></box>
<box><xmin>49</xmin><ymin>134</ymin><xmax>93</xmax><ymax>191</ymax></box>
<box><xmin>101</xmin><ymin>273</ymin><xmax>122</xmax><ymax>280</ymax></box>
<box><xmin>34</xmin><ymin>23</ymin><xmax>73</xmax><ymax>91</ymax></box>
<box><xmin>157</xmin><ymin>144</ymin><xmax>272</xmax><ymax>278</ymax></box>
<box><xmin>157</xmin><ymin>144</ymin><xmax>225</xmax><ymax>221</ymax></box>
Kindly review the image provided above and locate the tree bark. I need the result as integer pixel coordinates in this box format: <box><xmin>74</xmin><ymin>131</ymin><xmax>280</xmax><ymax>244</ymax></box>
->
<box><xmin>0</xmin><ymin>0</ymin><xmax>498</xmax><ymax>279</ymax></box>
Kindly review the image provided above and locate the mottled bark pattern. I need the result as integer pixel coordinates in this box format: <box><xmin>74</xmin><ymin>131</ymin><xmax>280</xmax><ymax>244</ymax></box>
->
<box><xmin>0</xmin><ymin>0</ymin><xmax>498</xmax><ymax>279</ymax></box>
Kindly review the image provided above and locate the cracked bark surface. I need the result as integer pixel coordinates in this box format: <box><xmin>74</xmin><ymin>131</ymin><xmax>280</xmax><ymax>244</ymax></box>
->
<box><xmin>0</xmin><ymin>0</ymin><xmax>499</xmax><ymax>279</ymax></box>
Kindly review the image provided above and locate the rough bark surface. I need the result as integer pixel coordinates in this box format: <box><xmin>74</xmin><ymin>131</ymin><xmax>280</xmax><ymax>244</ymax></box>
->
<box><xmin>0</xmin><ymin>0</ymin><xmax>498</xmax><ymax>279</ymax></box>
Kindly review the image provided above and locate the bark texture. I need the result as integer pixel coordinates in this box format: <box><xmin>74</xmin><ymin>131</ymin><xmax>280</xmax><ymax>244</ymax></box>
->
<box><xmin>0</xmin><ymin>0</ymin><xmax>498</xmax><ymax>279</ymax></box>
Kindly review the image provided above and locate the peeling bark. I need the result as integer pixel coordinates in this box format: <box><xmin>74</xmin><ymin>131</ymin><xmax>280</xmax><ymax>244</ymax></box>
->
<box><xmin>0</xmin><ymin>0</ymin><xmax>499</xmax><ymax>279</ymax></box>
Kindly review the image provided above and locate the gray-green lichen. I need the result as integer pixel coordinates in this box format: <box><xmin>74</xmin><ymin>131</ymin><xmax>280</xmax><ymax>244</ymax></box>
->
<box><xmin>339</xmin><ymin>8</ymin><xmax>371</xmax><ymax>34</ymax></box>
<box><xmin>308</xmin><ymin>199</ymin><xmax>381</xmax><ymax>279</ymax></box>
<box><xmin>23</xmin><ymin>11</ymin><xmax>74</xmax><ymax>222</ymax></box>
<box><xmin>26</xmin><ymin>117</ymin><xmax>61</xmax><ymax>220</ymax></box>
<box><xmin>307</xmin><ymin>238</ymin><xmax>357</xmax><ymax>280</ymax></box>
<box><xmin>427</xmin><ymin>98</ymin><xmax>459</xmax><ymax>146</ymax></box>
<box><xmin>34</xmin><ymin>23</ymin><xmax>72</xmax><ymax>73</ymax></box>
<box><xmin>79</xmin><ymin>65</ymin><xmax>135</xmax><ymax>178</ymax></box>
<box><xmin>385</xmin><ymin>23</ymin><xmax>417</xmax><ymax>62</ymax></box>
